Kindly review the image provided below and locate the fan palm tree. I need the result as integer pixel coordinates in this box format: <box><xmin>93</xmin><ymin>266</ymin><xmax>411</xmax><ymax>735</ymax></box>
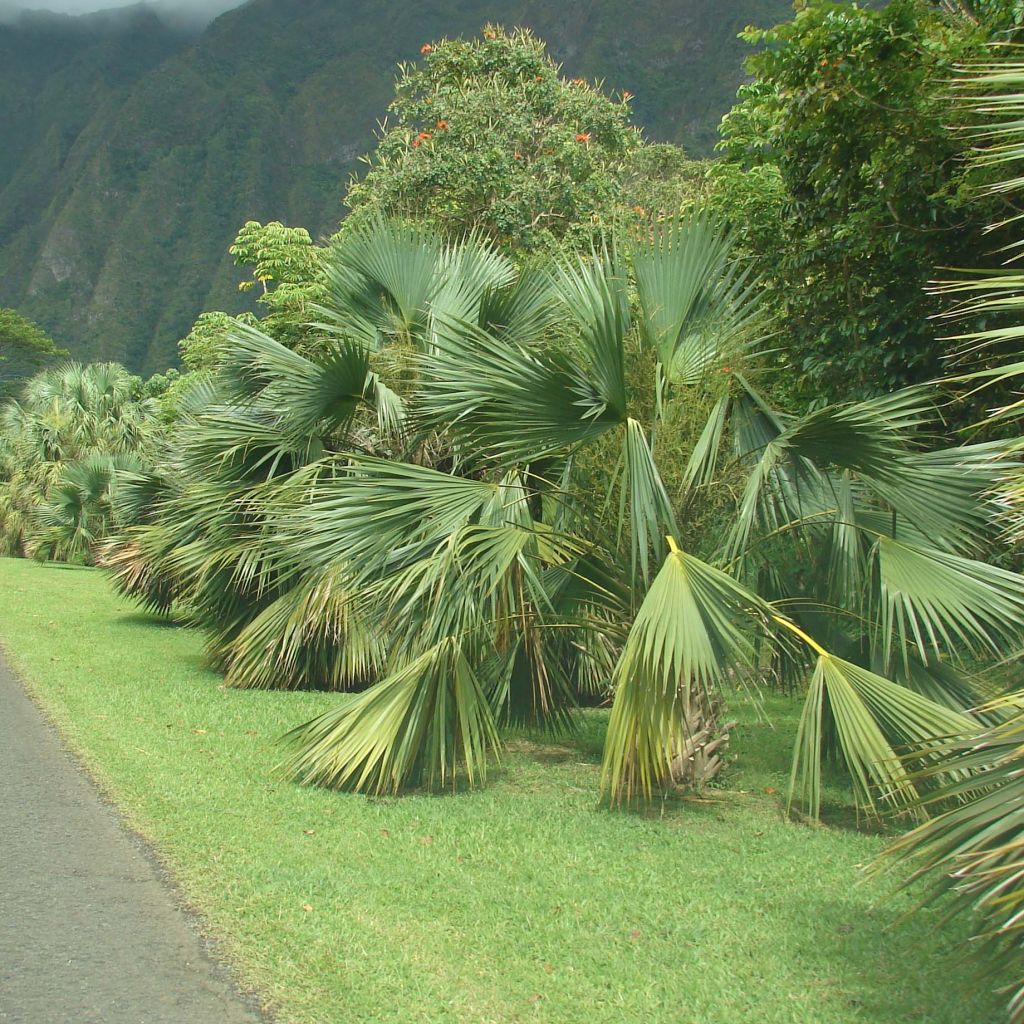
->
<box><xmin>108</xmin><ymin>215</ymin><xmax>1024</xmax><ymax>815</ymax></box>
<box><xmin>0</xmin><ymin>362</ymin><xmax>157</xmax><ymax>560</ymax></box>
<box><xmin>105</xmin><ymin>220</ymin><xmax>518</xmax><ymax>687</ymax></box>
<box><xmin>877</xmin><ymin>52</ymin><xmax>1024</xmax><ymax>1024</ymax></box>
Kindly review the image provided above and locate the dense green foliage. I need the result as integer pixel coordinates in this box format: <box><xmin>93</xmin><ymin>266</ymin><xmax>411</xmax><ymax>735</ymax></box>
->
<box><xmin>0</xmin><ymin>0</ymin><xmax>787</xmax><ymax>374</ymax></box>
<box><xmin>6</xmin><ymin>7</ymin><xmax>1024</xmax><ymax>1019</ymax></box>
<box><xmin>0</xmin><ymin>307</ymin><xmax>64</xmax><ymax>363</ymax></box>
<box><xmin>171</xmin><ymin>30</ymin><xmax>717</xmax><ymax>383</ymax></box>
<box><xmin>0</xmin><ymin>362</ymin><xmax>156</xmax><ymax>561</ymax></box>
<box><xmin>0</xmin><ymin>307</ymin><xmax>67</xmax><ymax>395</ymax></box>
<box><xmin>96</xmin><ymin>217</ymin><xmax>1021</xmax><ymax>836</ymax></box>
<box><xmin>711</xmin><ymin>0</ymin><xmax>1021</xmax><ymax>402</ymax></box>
<box><xmin>347</xmin><ymin>27</ymin><xmax>645</xmax><ymax>254</ymax></box>
<box><xmin>879</xmin><ymin>53</ymin><xmax>1024</xmax><ymax>1024</ymax></box>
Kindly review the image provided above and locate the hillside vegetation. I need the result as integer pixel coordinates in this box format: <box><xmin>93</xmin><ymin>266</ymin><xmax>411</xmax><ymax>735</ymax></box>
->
<box><xmin>0</xmin><ymin>0</ymin><xmax>787</xmax><ymax>373</ymax></box>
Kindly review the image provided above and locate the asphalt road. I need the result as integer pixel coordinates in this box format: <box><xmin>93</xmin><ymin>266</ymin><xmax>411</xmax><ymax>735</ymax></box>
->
<box><xmin>0</xmin><ymin>653</ymin><xmax>268</xmax><ymax>1024</ymax></box>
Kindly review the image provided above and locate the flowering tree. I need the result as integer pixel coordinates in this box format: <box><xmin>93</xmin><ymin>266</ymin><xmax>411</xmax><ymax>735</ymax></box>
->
<box><xmin>345</xmin><ymin>26</ymin><xmax>646</xmax><ymax>255</ymax></box>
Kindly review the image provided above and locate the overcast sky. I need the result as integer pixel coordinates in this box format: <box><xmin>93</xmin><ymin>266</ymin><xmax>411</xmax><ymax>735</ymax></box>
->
<box><xmin>8</xmin><ymin>0</ymin><xmax>243</xmax><ymax>16</ymax></box>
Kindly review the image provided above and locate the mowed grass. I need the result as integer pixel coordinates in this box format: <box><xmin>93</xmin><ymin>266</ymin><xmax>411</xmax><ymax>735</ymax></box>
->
<box><xmin>0</xmin><ymin>558</ymin><xmax>1002</xmax><ymax>1024</ymax></box>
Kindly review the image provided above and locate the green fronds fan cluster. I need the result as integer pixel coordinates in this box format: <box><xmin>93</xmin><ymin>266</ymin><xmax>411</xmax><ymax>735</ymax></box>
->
<box><xmin>874</xmin><ymin>51</ymin><xmax>1024</xmax><ymax>1024</ymax></box>
<box><xmin>103</xmin><ymin>216</ymin><xmax>1024</xmax><ymax>820</ymax></box>
<box><xmin>884</xmin><ymin>698</ymin><xmax>1024</xmax><ymax>1024</ymax></box>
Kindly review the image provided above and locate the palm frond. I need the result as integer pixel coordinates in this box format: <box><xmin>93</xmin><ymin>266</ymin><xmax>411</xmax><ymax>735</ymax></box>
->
<box><xmin>418</xmin><ymin>315</ymin><xmax>622</xmax><ymax>462</ymax></box>
<box><xmin>875</xmin><ymin>536</ymin><xmax>1024</xmax><ymax>666</ymax></box>
<box><xmin>553</xmin><ymin>246</ymin><xmax>630</xmax><ymax>420</ymax></box>
<box><xmin>222</xmin><ymin>564</ymin><xmax>384</xmax><ymax>690</ymax></box>
<box><xmin>321</xmin><ymin>217</ymin><xmax>443</xmax><ymax>346</ymax></box>
<box><xmin>277</xmin><ymin>456</ymin><xmax>505</xmax><ymax>576</ymax></box>
<box><xmin>786</xmin><ymin>644</ymin><xmax>976</xmax><ymax>819</ymax></box>
<box><xmin>601</xmin><ymin>540</ymin><xmax>770</xmax><ymax>802</ymax></box>
<box><xmin>632</xmin><ymin>215</ymin><xmax>764</xmax><ymax>384</ymax></box>
<box><xmin>623</xmin><ymin>417</ymin><xmax>679</xmax><ymax>582</ymax></box>
<box><xmin>281</xmin><ymin>638</ymin><xmax>501</xmax><ymax>794</ymax></box>
<box><xmin>218</xmin><ymin>321</ymin><xmax>370</xmax><ymax>437</ymax></box>
<box><xmin>882</xmin><ymin>700</ymin><xmax>1024</xmax><ymax>1024</ymax></box>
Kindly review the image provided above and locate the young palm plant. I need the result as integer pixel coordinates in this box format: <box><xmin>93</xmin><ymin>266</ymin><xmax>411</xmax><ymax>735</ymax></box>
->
<box><xmin>105</xmin><ymin>220</ymin><xmax>529</xmax><ymax>693</ymax></box>
<box><xmin>276</xmin><ymin>217</ymin><xmax>774</xmax><ymax>791</ymax></box>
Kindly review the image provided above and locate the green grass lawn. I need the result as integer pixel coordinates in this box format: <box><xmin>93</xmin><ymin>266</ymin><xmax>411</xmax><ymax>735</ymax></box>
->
<box><xmin>0</xmin><ymin>557</ymin><xmax>1002</xmax><ymax>1024</ymax></box>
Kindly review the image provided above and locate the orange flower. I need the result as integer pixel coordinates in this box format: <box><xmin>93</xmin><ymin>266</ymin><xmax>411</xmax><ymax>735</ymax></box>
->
<box><xmin>721</xmin><ymin>366</ymin><xmax>732</xmax><ymax>374</ymax></box>
<box><xmin>632</xmin><ymin>205</ymin><xmax>645</xmax><ymax>215</ymax></box>
<box><xmin>421</xmin><ymin>43</ymin><xmax>433</xmax><ymax>54</ymax></box>
<box><xmin>483</xmin><ymin>28</ymin><xmax>497</xmax><ymax>40</ymax></box>
<box><xmin>535</xmin><ymin>75</ymin><xmax>544</xmax><ymax>82</ymax></box>
<box><xmin>575</xmin><ymin>132</ymin><xmax>591</xmax><ymax>143</ymax></box>
<box><xmin>435</xmin><ymin>120</ymin><xmax>449</xmax><ymax>130</ymax></box>
<box><xmin>411</xmin><ymin>131</ymin><xmax>432</xmax><ymax>149</ymax></box>
<box><xmin>571</xmin><ymin>77</ymin><xmax>585</xmax><ymax>86</ymax></box>
<box><xmin>622</xmin><ymin>90</ymin><xmax>633</xmax><ymax>100</ymax></box>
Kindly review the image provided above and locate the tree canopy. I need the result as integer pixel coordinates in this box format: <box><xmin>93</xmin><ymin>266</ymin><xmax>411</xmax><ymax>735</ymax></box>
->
<box><xmin>346</xmin><ymin>26</ymin><xmax>654</xmax><ymax>255</ymax></box>
<box><xmin>0</xmin><ymin>308</ymin><xmax>67</xmax><ymax>396</ymax></box>
<box><xmin>711</xmin><ymin>0</ymin><xmax>1021</xmax><ymax>403</ymax></box>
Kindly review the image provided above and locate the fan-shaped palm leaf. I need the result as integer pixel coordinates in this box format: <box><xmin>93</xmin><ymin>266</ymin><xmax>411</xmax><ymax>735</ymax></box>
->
<box><xmin>217</xmin><ymin>320</ymin><xmax>371</xmax><ymax>438</ymax></box>
<box><xmin>786</xmin><ymin>642</ymin><xmax>976</xmax><ymax>819</ymax></box>
<box><xmin>316</xmin><ymin>217</ymin><xmax>443</xmax><ymax>348</ymax></box>
<box><xmin>632</xmin><ymin>215</ymin><xmax>764</xmax><ymax>386</ymax></box>
<box><xmin>882</xmin><ymin>696</ymin><xmax>1024</xmax><ymax>1024</ymax></box>
<box><xmin>418</xmin><ymin>314</ymin><xmax>622</xmax><ymax>461</ymax></box>
<box><xmin>222</xmin><ymin>563</ymin><xmax>385</xmax><ymax>690</ymax></box>
<box><xmin>601</xmin><ymin>539</ymin><xmax>771</xmax><ymax>802</ymax></box>
<box><xmin>875</xmin><ymin>536</ymin><xmax>1024</xmax><ymax>666</ymax></box>
<box><xmin>281</xmin><ymin>638</ymin><xmax>501</xmax><ymax>794</ymax></box>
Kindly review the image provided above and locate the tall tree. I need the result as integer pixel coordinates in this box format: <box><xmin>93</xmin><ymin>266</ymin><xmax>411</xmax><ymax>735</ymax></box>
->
<box><xmin>713</xmin><ymin>0</ymin><xmax>1021</xmax><ymax>403</ymax></box>
<box><xmin>0</xmin><ymin>308</ymin><xmax>67</xmax><ymax>396</ymax></box>
<box><xmin>346</xmin><ymin>26</ymin><xmax>659</xmax><ymax>255</ymax></box>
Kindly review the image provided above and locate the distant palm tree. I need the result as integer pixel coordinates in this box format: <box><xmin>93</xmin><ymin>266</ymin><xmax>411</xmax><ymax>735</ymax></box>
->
<box><xmin>0</xmin><ymin>361</ymin><xmax>156</xmax><ymax>560</ymax></box>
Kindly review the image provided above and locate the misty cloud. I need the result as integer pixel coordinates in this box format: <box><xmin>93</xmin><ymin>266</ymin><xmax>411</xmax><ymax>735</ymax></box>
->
<box><xmin>0</xmin><ymin>0</ymin><xmax>245</xmax><ymax>25</ymax></box>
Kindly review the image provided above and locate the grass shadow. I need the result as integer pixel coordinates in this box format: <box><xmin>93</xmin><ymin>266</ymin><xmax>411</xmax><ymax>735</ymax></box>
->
<box><xmin>116</xmin><ymin>612</ymin><xmax>186</xmax><ymax>630</ymax></box>
<box><xmin>506</xmin><ymin>708</ymin><xmax>609</xmax><ymax>761</ymax></box>
<box><xmin>780</xmin><ymin>895</ymin><xmax>1004</xmax><ymax>1023</ymax></box>
<box><xmin>504</xmin><ymin>738</ymin><xmax>587</xmax><ymax>764</ymax></box>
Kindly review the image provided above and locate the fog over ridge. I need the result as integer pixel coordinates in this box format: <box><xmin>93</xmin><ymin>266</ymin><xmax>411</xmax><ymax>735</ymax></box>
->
<box><xmin>0</xmin><ymin>0</ymin><xmax>246</xmax><ymax>26</ymax></box>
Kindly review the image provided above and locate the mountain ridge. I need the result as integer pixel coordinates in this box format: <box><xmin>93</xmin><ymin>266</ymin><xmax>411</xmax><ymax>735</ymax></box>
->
<box><xmin>0</xmin><ymin>0</ymin><xmax>790</xmax><ymax>373</ymax></box>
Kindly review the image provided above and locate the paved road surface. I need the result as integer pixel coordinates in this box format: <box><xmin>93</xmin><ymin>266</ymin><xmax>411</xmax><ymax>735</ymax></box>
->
<box><xmin>0</xmin><ymin>654</ymin><xmax>268</xmax><ymax>1023</ymax></box>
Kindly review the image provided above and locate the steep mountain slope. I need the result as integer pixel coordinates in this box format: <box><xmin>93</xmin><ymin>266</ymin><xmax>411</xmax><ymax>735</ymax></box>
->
<box><xmin>0</xmin><ymin>0</ymin><xmax>790</xmax><ymax>373</ymax></box>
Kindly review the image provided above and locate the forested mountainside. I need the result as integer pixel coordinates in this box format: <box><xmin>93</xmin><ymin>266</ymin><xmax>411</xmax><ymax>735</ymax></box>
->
<box><xmin>0</xmin><ymin>0</ymin><xmax>788</xmax><ymax>373</ymax></box>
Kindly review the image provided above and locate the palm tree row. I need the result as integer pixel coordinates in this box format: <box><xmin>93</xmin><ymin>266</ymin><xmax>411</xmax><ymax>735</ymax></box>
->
<box><xmin>100</xmin><ymin>216</ymin><xmax>1024</xmax><ymax>824</ymax></box>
